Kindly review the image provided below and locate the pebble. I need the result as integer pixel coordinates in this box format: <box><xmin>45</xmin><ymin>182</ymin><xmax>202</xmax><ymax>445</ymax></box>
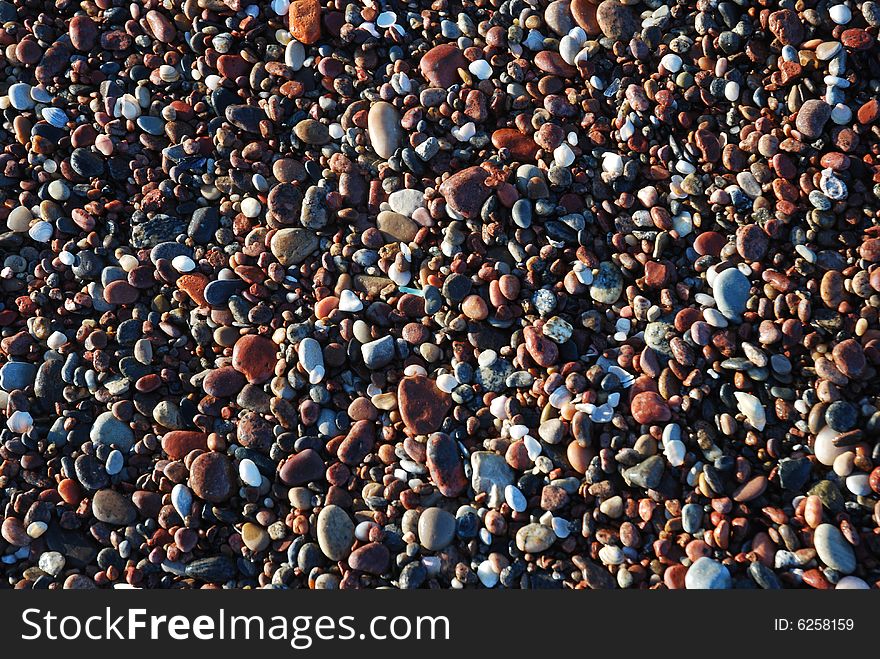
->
<box><xmin>814</xmin><ymin>524</ymin><xmax>856</xmax><ymax>574</ymax></box>
<box><xmin>685</xmin><ymin>557</ymin><xmax>732</xmax><ymax>589</ymax></box>
<box><xmin>316</xmin><ymin>505</ymin><xmax>354</xmax><ymax>560</ymax></box>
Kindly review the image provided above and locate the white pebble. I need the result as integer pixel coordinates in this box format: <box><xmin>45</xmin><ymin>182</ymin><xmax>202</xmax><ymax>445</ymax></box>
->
<box><xmin>734</xmin><ymin>391</ymin><xmax>766</xmax><ymax>431</ymax></box>
<box><xmin>403</xmin><ymin>364</ymin><xmax>428</xmax><ymax>377</ymax></box>
<box><xmin>355</xmin><ymin>520</ymin><xmax>377</xmax><ymax>542</ymax></box>
<box><xmin>477</xmin><ymin>350</ymin><xmax>497</xmax><ymax>367</ymax></box>
<box><xmin>338</xmin><ymin>289</ymin><xmax>363</xmax><ymax>312</ymax></box>
<box><xmin>504</xmin><ymin>484</ymin><xmax>527</xmax><ymax>512</ymax></box>
<box><xmin>171</xmin><ymin>483</ymin><xmax>192</xmax><ymax>519</ymax></box>
<box><xmin>836</xmin><ymin>576</ymin><xmax>869</xmax><ymax>589</ymax></box>
<box><xmin>6</xmin><ymin>206</ymin><xmax>32</xmax><ymax>232</ymax></box>
<box><xmin>47</xmin><ymin>331</ymin><xmax>68</xmax><ymax>350</ymax></box>
<box><xmin>27</xmin><ymin>521</ymin><xmax>48</xmax><ymax>539</ymax></box>
<box><xmin>489</xmin><ymin>395</ymin><xmax>508</xmax><ymax>419</ymax></box>
<box><xmin>829</xmin><ymin>4</ymin><xmax>852</xmax><ymax>24</ymax></box>
<box><xmin>523</xmin><ymin>435</ymin><xmax>542</xmax><ymax>460</ymax></box>
<box><xmin>831</xmin><ymin>103</ymin><xmax>852</xmax><ymax>124</ymax></box>
<box><xmin>436</xmin><ymin>373</ymin><xmax>458</xmax><ymax>393</ymax></box>
<box><xmin>7</xmin><ymin>410</ymin><xmax>33</xmax><ymax>434</ymax></box>
<box><xmin>724</xmin><ymin>80</ymin><xmax>740</xmax><ymax>102</ymax></box>
<box><xmin>845</xmin><ymin>473</ymin><xmax>871</xmax><ymax>496</ymax></box>
<box><xmin>554</xmin><ymin>143</ymin><xmax>575</xmax><ymax>167</ymax></box>
<box><xmin>376</xmin><ymin>11</ymin><xmax>397</xmax><ymax>27</ymax></box>
<box><xmin>239</xmin><ymin>458</ymin><xmax>262</xmax><ymax>487</ymax></box>
<box><xmin>508</xmin><ymin>424</ymin><xmax>529</xmax><ymax>440</ymax></box>
<box><xmin>551</xmin><ymin>517</ymin><xmax>570</xmax><ymax>538</ymax></box>
<box><xmin>241</xmin><ymin>197</ymin><xmax>262</xmax><ymax>218</ymax></box>
<box><xmin>271</xmin><ymin>0</ymin><xmax>290</xmax><ymax>15</ymax></box>
<box><xmin>602</xmin><ymin>152</ymin><xmax>624</xmax><ymax>177</ymax></box>
<box><xmin>468</xmin><ymin>60</ymin><xmax>492</xmax><ymax>80</ymax></box>
<box><xmin>664</xmin><ymin>438</ymin><xmax>687</xmax><ymax>467</ymax></box>
<box><xmin>171</xmin><ymin>255</ymin><xmax>196</xmax><ymax>272</ymax></box>
<box><xmin>660</xmin><ymin>53</ymin><xmax>682</xmax><ymax>73</ymax></box>
<box><xmin>477</xmin><ymin>560</ymin><xmax>499</xmax><ymax>587</ymax></box>
<box><xmin>27</xmin><ymin>221</ymin><xmax>53</xmax><ymax>243</ymax></box>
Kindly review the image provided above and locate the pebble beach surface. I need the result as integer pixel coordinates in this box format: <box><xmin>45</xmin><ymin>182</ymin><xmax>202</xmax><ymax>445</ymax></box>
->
<box><xmin>0</xmin><ymin>0</ymin><xmax>878</xmax><ymax>590</ymax></box>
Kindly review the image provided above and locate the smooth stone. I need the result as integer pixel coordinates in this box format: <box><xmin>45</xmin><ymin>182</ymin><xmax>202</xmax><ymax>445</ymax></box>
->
<box><xmin>712</xmin><ymin>267</ymin><xmax>750</xmax><ymax>322</ymax></box>
<box><xmin>388</xmin><ymin>189</ymin><xmax>426</xmax><ymax>217</ymax></box>
<box><xmin>814</xmin><ymin>523</ymin><xmax>856</xmax><ymax>574</ymax></box>
<box><xmin>90</xmin><ymin>412</ymin><xmax>134</xmax><ymax>451</ymax></box>
<box><xmin>316</xmin><ymin>505</ymin><xmax>354</xmax><ymax>560</ymax></box>
<box><xmin>398</xmin><ymin>376</ymin><xmax>452</xmax><ymax>435</ymax></box>
<box><xmin>426</xmin><ymin>433</ymin><xmax>467</xmax><ymax>497</ymax></box>
<box><xmin>685</xmin><ymin>557</ymin><xmax>732</xmax><ymax>589</ymax></box>
<box><xmin>238</xmin><ymin>458</ymin><xmax>262</xmax><ymax>487</ymax></box>
<box><xmin>368</xmin><ymin>101</ymin><xmax>402</xmax><ymax>159</ymax></box>
<box><xmin>515</xmin><ymin>523</ymin><xmax>556</xmax><ymax>553</ymax></box>
<box><xmin>418</xmin><ymin>507</ymin><xmax>456</xmax><ymax>551</ymax></box>
<box><xmin>270</xmin><ymin>228</ymin><xmax>318</xmax><ymax>265</ymax></box>
<box><xmin>91</xmin><ymin>489</ymin><xmax>136</xmax><ymax>526</ymax></box>
<box><xmin>361</xmin><ymin>335</ymin><xmax>395</xmax><ymax>369</ymax></box>
<box><xmin>188</xmin><ymin>452</ymin><xmax>234</xmax><ymax>503</ymax></box>
<box><xmin>590</xmin><ymin>262</ymin><xmax>623</xmax><ymax>304</ymax></box>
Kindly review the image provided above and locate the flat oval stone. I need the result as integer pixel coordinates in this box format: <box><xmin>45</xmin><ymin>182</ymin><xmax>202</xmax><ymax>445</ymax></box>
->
<box><xmin>685</xmin><ymin>557</ymin><xmax>732</xmax><ymax>589</ymax></box>
<box><xmin>712</xmin><ymin>266</ymin><xmax>751</xmax><ymax>322</ymax></box>
<box><xmin>348</xmin><ymin>542</ymin><xmax>390</xmax><ymax>574</ymax></box>
<box><xmin>398</xmin><ymin>376</ymin><xmax>452</xmax><ymax>435</ymax></box>
<box><xmin>90</xmin><ymin>412</ymin><xmax>134</xmax><ymax>450</ymax></box>
<box><xmin>316</xmin><ymin>505</ymin><xmax>354</xmax><ymax>560</ymax></box>
<box><xmin>367</xmin><ymin>101</ymin><xmax>401</xmax><ymax>159</ymax></box>
<box><xmin>492</xmin><ymin>128</ymin><xmax>539</xmax><ymax>161</ymax></box>
<box><xmin>188</xmin><ymin>452</ymin><xmax>234</xmax><ymax>503</ymax></box>
<box><xmin>280</xmin><ymin>448</ymin><xmax>325</xmax><ymax>485</ymax></box>
<box><xmin>91</xmin><ymin>489</ymin><xmax>136</xmax><ymax>526</ymax></box>
<box><xmin>203</xmin><ymin>366</ymin><xmax>246</xmax><ymax>398</ymax></box>
<box><xmin>814</xmin><ymin>523</ymin><xmax>856</xmax><ymax>574</ymax></box>
<box><xmin>426</xmin><ymin>433</ymin><xmax>467</xmax><ymax>497</ymax></box>
<box><xmin>418</xmin><ymin>507</ymin><xmax>456</xmax><ymax>551</ymax></box>
<box><xmin>270</xmin><ymin>228</ymin><xmax>318</xmax><ymax>265</ymax></box>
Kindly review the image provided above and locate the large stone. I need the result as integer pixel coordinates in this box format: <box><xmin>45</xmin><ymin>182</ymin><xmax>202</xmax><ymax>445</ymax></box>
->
<box><xmin>90</xmin><ymin>412</ymin><xmax>134</xmax><ymax>451</ymax></box>
<box><xmin>316</xmin><ymin>505</ymin><xmax>354</xmax><ymax>560</ymax></box>
<box><xmin>426</xmin><ymin>433</ymin><xmax>467</xmax><ymax>497</ymax></box>
<box><xmin>814</xmin><ymin>523</ymin><xmax>856</xmax><ymax>574</ymax></box>
<box><xmin>271</xmin><ymin>228</ymin><xmax>318</xmax><ymax>265</ymax></box>
<box><xmin>419</xmin><ymin>43</ymin><xmax>466</xmax><ymax>88</ymax></box>
<box><xmin>231</xmin><ymin>334</ymin><xmax>277</xmax><ymax>384</ymax></box>
<box><xmin>288</xmin><ymin>0</ymin><xmax>321</xmax><ymax>44</ymax></box>
<box><xmin>280</xmin><ymin>449</ymin><xmax>325</xmax><ymax>485</ymax></box>
<box><xmin>712</xmin><ymin>266</ymin><xmax>751</xmax><ymax>322</ymax></box>
<box><xmin>590</xmin><ymin>261</ymin><xmax>623</xmax><ymax>304</ymax></box>
<box><xmin>685</xmin><ymin>557</ymin><xmax>732</xmax><ymax>589</ymax></box>
<box><xmin>596</xmin><ymin>0</ymin><xmax>638</xmax><ymax>40</ymax></box>
<box><xmin>398</xmin><ymin>376</ymin><xmax>452</xmax><ymax>435</ymax></box>
<box><xmin>91</xmin><ymin>489</ymin><xmax>136</xmax><ymax>526</ymax></box>
<box><xmin>417</xmin><ymin>507</ymin><xmax>456</xmax><ymax>551</ymax></box>
<box><xmin>368</xmin><ymin>101</ymin><xmax>401</xmax><ymax>159</ymax></box>
<box><xmin>189</xmin><ymin>452</ymin><xmax>234</xmax><ymax>503</ymax></box>
<box><xmin>438</xmin><ymin>166</ymin><xmax>491</xmax><ymax>219</ymax></box>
